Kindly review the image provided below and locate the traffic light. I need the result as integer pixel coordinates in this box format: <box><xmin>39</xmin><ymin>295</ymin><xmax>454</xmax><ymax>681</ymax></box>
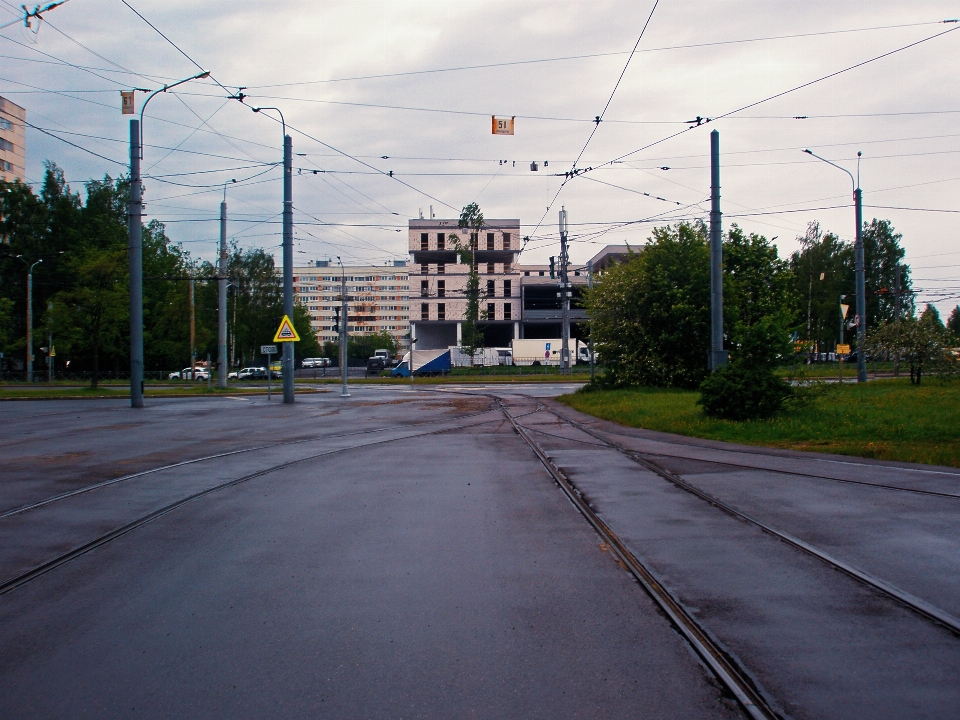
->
<box><xmin>549</xmin><ymin>256</ymin><xmax>555</xmax><ymax>279</ymax></box>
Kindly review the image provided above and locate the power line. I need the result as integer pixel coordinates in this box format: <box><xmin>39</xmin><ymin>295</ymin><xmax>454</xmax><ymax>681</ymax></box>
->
<box><xmin>240</xmin><ymin>19</ymin><xmax>955</xmax><ymax>89</ymax></box>
<box><xmin>0</xmin><ymin>105</ymin><xmax>125</xmax><ymax>165</ymax></box>
<box><xmin>571</xmin><ymin>0</ymin><xmax>658</xmax><ymax>172</ymax></box>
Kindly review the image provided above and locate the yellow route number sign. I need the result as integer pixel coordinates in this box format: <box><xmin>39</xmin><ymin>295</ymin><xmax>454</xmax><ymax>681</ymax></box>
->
<box><xmin>273</xmin><ymin>315</ymin><xmax>300</xmax><ymax>342</ymax></box>
<box><xmin>492</xmin><ymin>116</ymin><xmax>515</xmax><ymax>135</ymax></box>
<box><xmin>836</xmin><ymin>344</ymin><xmax>851</xmax><ymax>355</ymax></box>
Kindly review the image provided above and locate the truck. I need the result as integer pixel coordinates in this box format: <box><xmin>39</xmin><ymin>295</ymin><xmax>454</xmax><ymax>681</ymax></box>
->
<box><xmin>391</xmin><ymin>349</ymin><xmax>452</xmax><ymax>377</ymax></box>
<box><xmin>510</xmin><ymin>338</ymin><xmax>591</xmax><ymax>366</ymax></box>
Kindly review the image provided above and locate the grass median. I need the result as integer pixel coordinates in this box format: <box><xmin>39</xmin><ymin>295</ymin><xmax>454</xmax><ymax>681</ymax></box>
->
<box><xmin>560</xmin><ymin>378</ymin><xmax>960</xmax><ymax>468</ymax></box>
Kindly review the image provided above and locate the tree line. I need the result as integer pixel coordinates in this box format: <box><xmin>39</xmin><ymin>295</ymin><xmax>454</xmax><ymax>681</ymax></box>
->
<box><xmin>587</xmin><ymin>219</ymin><xmax>958</xmax><ymax>405</ymax></box>
<box><xmin>1</xmin><ymin>163</ymin><xmax>319</xmax><ymax>384</ymax></box>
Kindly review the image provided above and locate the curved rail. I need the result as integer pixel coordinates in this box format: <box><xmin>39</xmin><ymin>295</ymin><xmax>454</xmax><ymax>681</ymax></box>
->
<box><xmin>0</xmin><ymin>404</ymin><xmax>497</xmax><ymax>521</ymax></box>
<box><xmin>498</xmin><ymin>400</ymin><xmax>780</xmax><ymax>720</ymax></box>
<box><xmin>541</xmin><ymin>404</ymin><xmax>960</xmax><ymax>637</ymax></box>
<box><xmin>0</xmin><ymin>412</ymin><xmax>499</xmax><ymax>597</ymax></box>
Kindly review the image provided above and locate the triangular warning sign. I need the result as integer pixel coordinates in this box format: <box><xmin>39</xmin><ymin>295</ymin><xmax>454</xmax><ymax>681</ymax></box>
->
<box><xmin>273</xmin><ymin>315</ymin><xmax>300</xmax><ymax>342</ymax></box>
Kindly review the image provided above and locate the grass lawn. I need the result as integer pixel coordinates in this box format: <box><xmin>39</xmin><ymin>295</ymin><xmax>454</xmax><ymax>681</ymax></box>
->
<box><xmin>560</xmin><ymin>379</ymin><xmax>960</xmax><ymax>468</ymax></box>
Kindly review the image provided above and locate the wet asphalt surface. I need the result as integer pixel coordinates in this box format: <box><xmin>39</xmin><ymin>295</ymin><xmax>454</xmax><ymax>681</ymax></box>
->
<box><xmin>1</xmin><ymin>384</ymin><xmax>959</xmax><ymax>718</ymax></box>
<box><xmin>0</xmin><ymin>385</ymin><xmax>741</xmax><ymax>719</ymax></box>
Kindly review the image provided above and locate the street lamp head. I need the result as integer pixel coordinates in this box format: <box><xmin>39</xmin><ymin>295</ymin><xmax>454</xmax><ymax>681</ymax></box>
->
<box><xmin>802</xmin><ymin>149</ymin><xmax>813</xmax><ymax>155</ymax></box>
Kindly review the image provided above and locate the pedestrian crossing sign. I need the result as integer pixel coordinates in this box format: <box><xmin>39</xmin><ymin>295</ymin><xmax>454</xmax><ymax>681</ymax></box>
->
<box><xmin>273</xmin><ymin>315</ymin><xmax>300</xmax><ymax>342</ymax></box>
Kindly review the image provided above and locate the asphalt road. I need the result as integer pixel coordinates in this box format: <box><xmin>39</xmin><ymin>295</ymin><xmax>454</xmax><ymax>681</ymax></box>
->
<box><xmin>2</xmin><ymin>383</ymin><xmax>958</xmax><ymax>718</ymax></box>
<box><xmin>0</xmin><ymin>385</ymin><xmax>741</xmax><ymax>719</ymax></box>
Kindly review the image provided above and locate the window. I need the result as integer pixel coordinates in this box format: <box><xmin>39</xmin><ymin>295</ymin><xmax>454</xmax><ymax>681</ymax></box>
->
<box><xmin>539</xmin><ymin>271</ymin><xmax>544</xmax><ymax>277</ymax></box>
<box><xmin>574</xmin><ymin>271</ymin><xmax>581</xmax><ymax>276</ymax></box>
<box><xmin>504</xmin><ymin>302</ymin><xmax>512</xmax><ymax>320</ymax></box>
<box><xmin>487</xmin><ymin>303</ymin><xmax>496</xmax><ymax>320</ymax></box>
<box><xmin>437</xmin><ymin>263</ymin><xmax>445</xmax><ymax>275</ymax></box>
<box><xmin>503</xmin><ymin>233</ymin><xmax>511</xmax><ymax>250</ymax></box>
<box><xmin>437</xmin><ymin>280</ymin><xmax>445</xmax><ymax>298</ymax></box>
<box><xmin>0</xmin><ymin>118</ymin><xmax>12</xmax><ymax>131</ymax></box>
<box><xmin>487</xmin><ymin>233</ymin><xmax>495</xmax><ymax>250</ymax></box>
<box><xmin>421</xmin><ymin>263</ymin><xmax>428</xmax><ymax>275</ymax></box>
<box><xmin>524</xmin><ymin>271</ymin><xmax>530</xmax><ymax>277</ymax></box>
<box><xmin>470</xmin><ymin>232</ymin><xmax>478</xmax><ymax>250</ymax></box>
<box><xmin>437</xmin><ymin>233</ymin><xmax>445</xmax><ymax>250</ymax></box>
<box><xmin>504</xmin><ymin>263</ymin><xmax>511</xmax><ymax>275</ymax></box>
<box><xmin>486</xmin><ymin>263</ymin><xmax>494</xmax><ymax>275</ymax></box>
<box><xmin>0</xmin><ymin>138</ymin><xmax>13</xmax><ymax>152</ymax></box>
<box><xmin>421</xmin><ymin>280</ymin><xmax>429</xmax><ymax>297</ymax></box>
<box><xmin>437</xmin><ymin>303</ymin><xmax>446</xmax><ymax>321</ymax></box>
<box><xmin>420</xmin><ymin>233</ymin><xmax>429</xmax><ymax>250</ymax></box>
<box><xmin>486</xmin><ymin>279</ymin><xmax>495</xmax><ymax>297</ymax></box>
<box><xmin>421</xmin><ymin>303</ymin><xmax>429</xmax><ymax>320</ymax></box>
<box><xmin>503</xmin><ymin>280</ymin><xmax>512</xmax><ymax>297</ymax></box>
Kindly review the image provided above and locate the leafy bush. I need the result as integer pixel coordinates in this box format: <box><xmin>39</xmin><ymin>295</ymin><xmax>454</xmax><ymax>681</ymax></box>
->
<box><xmin>697</xmin><ymin>316</ymin><xmax>794</xmax><ymax>420</ymax></box>
<box><xmin>697</xmin><ymin>365</ymin><xmax>793</xmax><ymax>420</ymax></box>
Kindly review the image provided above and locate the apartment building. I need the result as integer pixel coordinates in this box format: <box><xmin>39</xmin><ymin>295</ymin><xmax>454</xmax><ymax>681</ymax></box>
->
<box><xmin>293</xmin><ymin>261</ymin><xmax>411</xmax><ymax>351</ymax></box>
<box><xmin>409</xmin><ymin>218</ymin><xmax>520</xmax><ymax>350</ymax></box>
<box><xmin>0</xmin><ymin>95</ymin><xmax>26</xmax><ymax>183</ymax></box>
<box><xmin>410</xmin><ymin>218</ymin><xmax>633</xmax><ymax>350</ymax></box>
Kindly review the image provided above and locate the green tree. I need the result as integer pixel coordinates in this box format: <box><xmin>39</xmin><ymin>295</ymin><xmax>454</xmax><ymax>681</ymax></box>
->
<box><xmin>723</xmin><ymin>224</ymin><xmax>796</xmax><ymax>330</ymax></box>
<box><xmin>49</xmin><ymin>246</ymin><xmax>128</xmax><ymax>387</ymax></box>
<box><xmin>865</xmin><ymin>310</ymin><xmax>955</xmax><ymax>385</ymax></box>
<box><xmin>345</xmin><ymin>330</ymin><xmax>397</xmax><ymax>362</ymax></box>
<box><xmin>947</xmin><ymin>306</ymin><xmax>960</xmax><ymax>341</ymax></box>
<box><xmin>586</xmin><ymin>221</ymin><xmax>711</xmax><ymax>388</ymax></box>
<box><xmin>862</xmin><ymin>219</ymin><xmax>912</xmax><ymax>326</ymax></box>
<box><xmin>451</xmin><ymin>202</ymin><xmax>485</xmax><ymax>359</ymax></box>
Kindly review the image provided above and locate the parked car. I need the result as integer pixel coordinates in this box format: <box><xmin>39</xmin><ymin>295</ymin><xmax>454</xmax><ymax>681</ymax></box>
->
<box><xmin>169</xmin><ymin>367</ymin><xmax>209</xmax><ymax>380</ymax></box>
<box><xmin>302</xmin><ymin>357</ymin><xmax>331</xmax><ymax>369</ymax></box>
<box><xmin>366</xmin><ymin>356</ymin><xmax>386</xmax><ymax>375</ymax></box>
<box><xmin>228</xmin><ymin>371</ymin><xmax>238</xmax><ymax>379</ymax></box>
<box><xmin>237</xmin><ymin>367</ymin><xmax>268</xmax><ymax>380</ymax></box>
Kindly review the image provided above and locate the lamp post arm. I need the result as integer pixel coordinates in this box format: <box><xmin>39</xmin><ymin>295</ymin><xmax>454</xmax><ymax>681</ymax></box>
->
<box><xmin>803</xmin><ymin>149</ymin><xmax>856</xmax><ymax>195</ymax></box>
<box><xmin>251</xmin><ymin>106</ymin><xmax>286</xmax><ymax>137</ymax></box>
<box><xmin>138</xmin><ymin>70</ymin><xmax>211</xmax><ymax>156</ymax></box>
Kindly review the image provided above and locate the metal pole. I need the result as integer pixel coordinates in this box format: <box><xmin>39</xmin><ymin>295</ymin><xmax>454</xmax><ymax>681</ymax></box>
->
<box><xmin>709</xmin><ymin>129</ymin><xmax>726</xmax><ymax>370</ymax></box>
<box><xmin>559</xmin><ymin>206</ymin><xmax>570</xmax><ymax>375</ymax></box>
<box><xmin>189</xmin><ymin>273</ymin><xmax>196</xmax><ymax>379</ymax></box>
<box><xmin>267</xmin><ymin>351</ymin><xmax>272</xmax><ymax>401</ymax></box>
<box><xmin>25</xmin><ymin>265</ymin><xmax>33</xmax><ymax>382</ymax></box>
<box><xmin>894</xmin><ymin>264</ymin><xmax>901</xmax><ymax>378</ymax></box>
<box><xmin>339</xmin><ymin>257</ymin><xmax>350</xmax><ymax>397</ymax></box>
<box><xmin>854</xmin><ymin>186</ymin><xmax>866</xmax><ymax>383</ymax></box>
<box><xmin>128</xmin><ymin>119</ymin><xmax>144</xmax><ymax>407</ymax></box>
<box><xmin>48</xmin><ymin>328</ymin><xmax>52</xmax><ymax>383</ymax></box>
<box><xmin>218</xmin><ymin>188</ymin><xmax>229</xmax><ymax>388</ymax></box>
<box><xmin>207</xmin><ymin>352</ymin><xmax>211</xmax><ymax>391</ymax></box>
<box><xmin>282</xmin><ymin>134</ymin><xmax>295</xmax><ymax>403</ymax></box>
<box><xmin>588</xmin><ymin>260</ymin><xmax>595</xmax><ymax>383</ymax></box>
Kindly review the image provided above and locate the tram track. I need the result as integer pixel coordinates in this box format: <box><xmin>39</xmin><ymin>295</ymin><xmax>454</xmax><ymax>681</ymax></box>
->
<box><xmin>0</xmin><ymin>403</ymin><xmax>497</xmax><ymax>521</ymax></box>
<box><xmin>497</xmin><ymin>399</ymin><xmax>778</xmax><ymax>720</ymax></box>
<box><xmin>0</xmin><ymin>410</ymin><xmax>500</xmax><ymax>598</ymax></box>
<box><xmin>531</xmin><ymin>403</ymin><xmax>960</xmax><ymax>637</ymax></box>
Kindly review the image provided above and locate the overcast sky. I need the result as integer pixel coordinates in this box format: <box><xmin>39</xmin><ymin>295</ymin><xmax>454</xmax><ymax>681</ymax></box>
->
<box><xmin>2</xmin><ymin>0</ymin><xmax>959</xmax><ymax>314</ymax></box>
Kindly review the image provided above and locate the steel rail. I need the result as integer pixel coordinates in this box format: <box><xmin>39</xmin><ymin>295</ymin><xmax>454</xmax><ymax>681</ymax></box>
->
<box><xmin>0</xmin><ymin>404</ymin><xmax>497</xmax><ymax>521</ymax></box>
<box><xmin>0</xmin><ymin>412</ymin><xmax>500</xmax><ymax>597</ymax></box>
<box><xmin>542</xmin><ymin>405</ymin><xmax>960</xmax><ymax>637</ymax></box>
<box><xmin>498</xmin><ymin>400</ymin><xmax>780</xmax><ymax>720</ymax></box>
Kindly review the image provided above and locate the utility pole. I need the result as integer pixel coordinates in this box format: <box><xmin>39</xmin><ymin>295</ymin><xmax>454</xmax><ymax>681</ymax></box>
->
<box><xmin>338</xmin><ymin>256</ymin><xmax>349</xmax><ymax>397</ymax></box>
<box><xmin>218</xmin><ymin>180</ymin><xmax>234</xmax><ymax>389</ymax></box>
<box><xmin>189</xmin><ymin>272</ymin><xmax>196</xmax><ymax>379</ymax></box>
<box><xmin>128</xmin><ymin>119</ymin><xmax>143</xmax><ymax>406</ymax></box>
<box><xmin>587</xmin><ymin>260</ymin><xmax>595</xmax><ymax>383</ymax></box>
<box><xmin>129</xmin><ymin>71</ymin><xmax>209</xmax><ymax>408</ymax></box>
<box><xmin>24</xmin><ymin>258</ymin><xmax>41</xmax><ymax>382</ymax></box>
<box><xmin>282</xmin><ymin>133</ymin><xmax>295</xmax><ymax>403</ymax></box>
<box><xmin>559</xmin><ymin>206</ymin><xmax>570</xmax><ymax>374</ymax></box>
<box><xmin>893</xmin><ymin>264</ymin><xmax>901</xmax><ymax>378</ymax></box>
<box><xmin>854</xmin><ymin>174</ymin><xmax>866</xmax><ymax>383</ymax></box>
<box><xmin>802</xmin><ymin>148</ymin><xmax>866</xmax><ymax>382</ymax></box>
<box><xmin>48</xmin><ymin>301</ymin><xmax>53</xmax><ymax>383</ymax></box>
<box><xmin>709</xmin><ymin>129</ymin><xmax>726</xmax><ymax>370</ymax></box>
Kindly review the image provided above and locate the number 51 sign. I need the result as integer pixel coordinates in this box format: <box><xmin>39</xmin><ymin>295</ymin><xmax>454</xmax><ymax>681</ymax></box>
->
<box><xmin>491</xmin><ymin>116</ymin><xmax>515</xmax><ymax>135</ymax></box>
